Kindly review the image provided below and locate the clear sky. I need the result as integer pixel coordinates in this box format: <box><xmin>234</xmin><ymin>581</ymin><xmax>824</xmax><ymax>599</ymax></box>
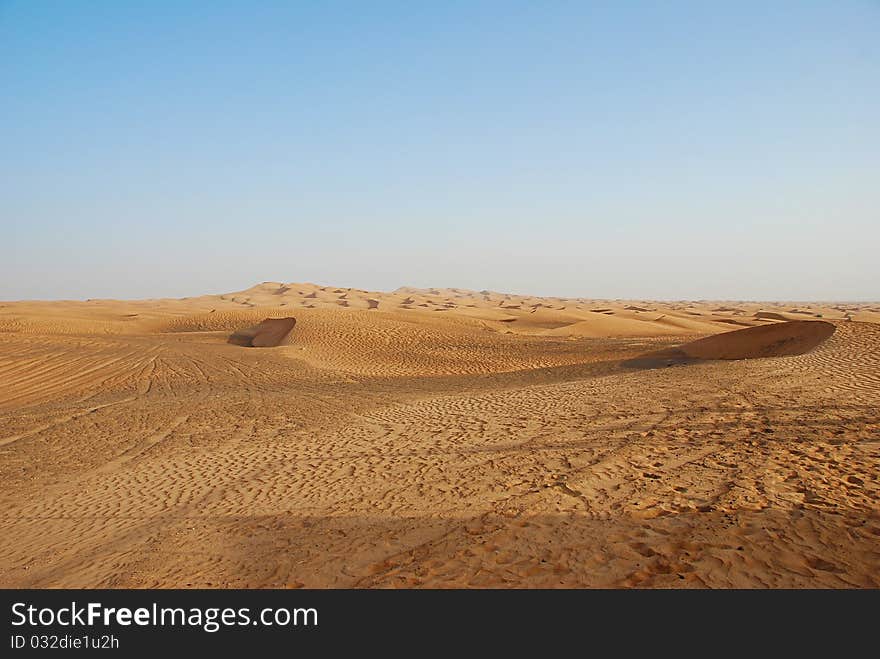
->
<box><xmin>2</xmin><ymin>1</ymin><xmax>878</xmax><ymax>301</ymax></box>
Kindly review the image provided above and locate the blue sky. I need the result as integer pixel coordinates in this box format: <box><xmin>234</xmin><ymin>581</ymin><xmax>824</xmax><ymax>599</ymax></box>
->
<box><xmin>2</xmin><ymin>1</ymin><xmax>878</xmax><ymax>300</ymax></box>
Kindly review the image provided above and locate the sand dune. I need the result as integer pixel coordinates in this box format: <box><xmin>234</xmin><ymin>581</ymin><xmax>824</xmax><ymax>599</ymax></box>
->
<box><xmin>0</xmin><ymin>283</ymin><xmax>877</xmax><ymax>588</ymax></box>
<box><xmin>681</xmin><ymin>320</ymin><xmax>835</xmax><ymax>360</ymax></box>
<box><xmin>228</xmin><ymin>317</ymin><xmax>296</xmax><ymax>347</ymax></box>
<box><xmin>623</xmin><ymin>320</ymin><xmax>837</xmax><ymax>369</ymax></box>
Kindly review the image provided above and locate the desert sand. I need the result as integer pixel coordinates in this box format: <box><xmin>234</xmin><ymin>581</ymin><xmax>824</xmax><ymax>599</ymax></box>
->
<box><xmin>0</xmin><ymin>282</ymin><xmax>877</xmax><ymax>588</ymax></box>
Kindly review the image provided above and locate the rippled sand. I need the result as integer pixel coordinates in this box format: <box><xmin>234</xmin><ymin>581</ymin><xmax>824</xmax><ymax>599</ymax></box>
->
<box><xmin>0</xmin><ymin>283</ymin><xmax>877</xmax><ymax>587</ymax></box>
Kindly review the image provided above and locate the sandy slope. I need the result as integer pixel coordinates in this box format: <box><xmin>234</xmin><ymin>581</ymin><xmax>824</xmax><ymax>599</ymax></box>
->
<box><xmin>0</xmin><ymin>283</ymin><xmax>877</xmax><ymax>588</ymax></box>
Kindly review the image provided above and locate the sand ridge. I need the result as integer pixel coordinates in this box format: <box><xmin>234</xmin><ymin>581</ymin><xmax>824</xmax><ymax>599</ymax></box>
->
<box><xmin>0</xmin><ymin>283</ymin><xmax>877</xmax><ymax>588</ymax></box>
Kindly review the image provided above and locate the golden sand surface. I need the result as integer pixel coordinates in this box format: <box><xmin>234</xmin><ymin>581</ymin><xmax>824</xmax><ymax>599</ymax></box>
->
<box><xmin>0</xmin><ymin>282</ymin><xmax>877</xmax><ymax>587</ymax></box>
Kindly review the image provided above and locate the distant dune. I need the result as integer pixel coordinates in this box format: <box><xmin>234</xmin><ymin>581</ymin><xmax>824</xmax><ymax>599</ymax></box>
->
<box><xmin>3</xmin><ymin>281</ymin><xmax>875</xmax><ymax>340</ymax></box>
